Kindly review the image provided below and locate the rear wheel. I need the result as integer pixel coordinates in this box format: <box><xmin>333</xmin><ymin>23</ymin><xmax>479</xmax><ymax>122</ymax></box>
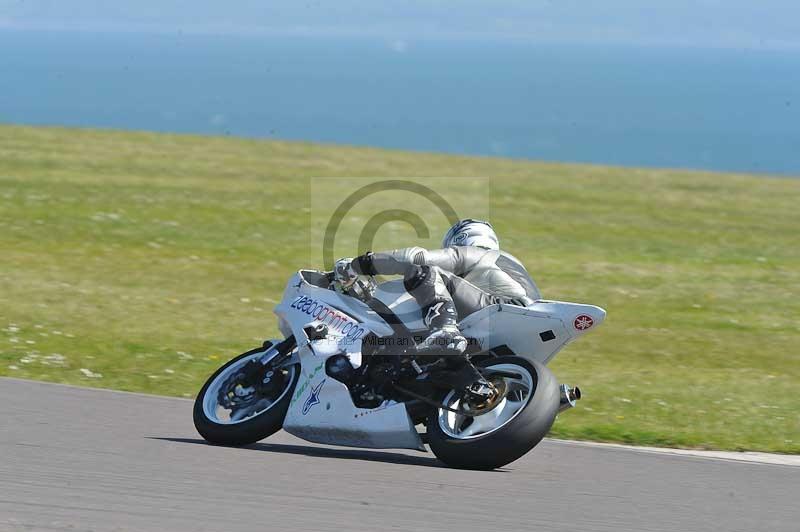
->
<box><xmin>193</xmin><ymin>339</ymin><xmax>299</xmax><ymax>446</ymax></box>
<box><xmin>426</xmin><ymin>356</ymin><xmax>559</xmax><ymax>470</ymax></box>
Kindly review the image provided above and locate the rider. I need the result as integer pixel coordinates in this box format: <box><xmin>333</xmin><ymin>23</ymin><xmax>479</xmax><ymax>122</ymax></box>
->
<box><xmin>334</xmin><ymin>219</ymin><xmax>541</xmax><ymax>354</ymax></box>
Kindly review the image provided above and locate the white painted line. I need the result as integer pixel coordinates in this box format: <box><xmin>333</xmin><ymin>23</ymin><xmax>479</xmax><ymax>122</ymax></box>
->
<box><xmin>549</xmin><ymin>438</ymin><xmax>800</xmax><ymax>467</ymax></box>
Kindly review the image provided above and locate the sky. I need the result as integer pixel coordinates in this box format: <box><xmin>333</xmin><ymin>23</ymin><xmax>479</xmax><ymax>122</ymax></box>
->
<box><xmin>1</xmin><ymin>0</ymin><xmax>800</xmax><ymax>50</ymax></box>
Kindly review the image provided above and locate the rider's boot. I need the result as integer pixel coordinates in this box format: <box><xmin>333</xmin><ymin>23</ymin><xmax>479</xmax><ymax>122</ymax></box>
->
<box><xmin>420</xmin><ymin>301</ymin><xmax>467</xmax><ymax>354</ymax></box>
<box><xmin>404</xmin><ymin>265</ymin><xmax>467</xmax><ymax>354</ymax></box>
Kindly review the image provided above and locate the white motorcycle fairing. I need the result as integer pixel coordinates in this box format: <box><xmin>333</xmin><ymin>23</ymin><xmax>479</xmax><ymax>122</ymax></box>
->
<box><xmin>274</xmin><ymin>270</ymin><xmax>604</xmax><ymax>451</ymax></box>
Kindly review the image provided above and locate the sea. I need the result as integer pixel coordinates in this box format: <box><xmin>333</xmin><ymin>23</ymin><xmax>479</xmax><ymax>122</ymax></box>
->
<box><xmin>1</xmin><ymin>29</ymin><xmax>799</xmax><ymax>175</ymax></box>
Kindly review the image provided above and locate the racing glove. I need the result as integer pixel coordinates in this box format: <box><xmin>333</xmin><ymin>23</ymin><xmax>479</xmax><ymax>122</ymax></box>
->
<box><xmin>333</xmin><ymin>257</ymin><xmax>359</xmax><ymax>289</ymax></box>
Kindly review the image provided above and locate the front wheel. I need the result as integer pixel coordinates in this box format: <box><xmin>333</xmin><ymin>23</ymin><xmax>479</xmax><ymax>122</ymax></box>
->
<box><xmin>193</xmin><ymin>339</ymin><xmax>299</xmax><ymax>446</ymax></box>
<box><xmin>426</xmin><ymin>356</ymin><xmax>559</xmax><ymax>470</ymax></box>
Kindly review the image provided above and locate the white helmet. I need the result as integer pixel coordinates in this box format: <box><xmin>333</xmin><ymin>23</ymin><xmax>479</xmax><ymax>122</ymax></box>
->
<box><xmin>442</xmin><ymin>219</ymin><xmax>499</xmax><ymax>250</ymax></box>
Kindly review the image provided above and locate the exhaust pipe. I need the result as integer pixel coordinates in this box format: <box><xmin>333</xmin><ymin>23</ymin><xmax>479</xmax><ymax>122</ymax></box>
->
<box><xmin>558</xmin><ymin>384</ymin><xmax>581</xmax><ymax>413</ymax></box>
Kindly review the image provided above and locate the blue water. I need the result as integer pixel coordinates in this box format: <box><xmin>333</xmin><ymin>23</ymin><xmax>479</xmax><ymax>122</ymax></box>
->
<box><xmin>2</xmin><ymin>30</ymin><xmax>799</xmax><ymax>175</ymax></box>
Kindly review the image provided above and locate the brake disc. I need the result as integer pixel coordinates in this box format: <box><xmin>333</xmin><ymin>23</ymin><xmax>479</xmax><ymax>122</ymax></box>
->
<box><xmin>217</xmin><ymin>359</ymin><xmax>265</xmax><ymax>409</ymax></box>
<box><xmin>460</xmin><ymin>377</ymin><xmax>508</xmax><ymax>416</ymax></box>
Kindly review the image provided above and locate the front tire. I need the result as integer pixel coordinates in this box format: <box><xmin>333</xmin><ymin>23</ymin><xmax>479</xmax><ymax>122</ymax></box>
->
<box><xmin>426</xmin><ymin>356</ymin><xmax>559</xmax><ymax>470</ymax></box>
<box><xmin>193</xmin><ymin>340</ymin><xmax>299</xmax><ymax>446</ymax></box>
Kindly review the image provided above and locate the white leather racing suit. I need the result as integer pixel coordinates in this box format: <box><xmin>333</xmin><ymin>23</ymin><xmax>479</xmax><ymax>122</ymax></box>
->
<box><xmin>352</xmin><ymin>246</ymin><xmax>540</xmax><ymax>330</ymax></box>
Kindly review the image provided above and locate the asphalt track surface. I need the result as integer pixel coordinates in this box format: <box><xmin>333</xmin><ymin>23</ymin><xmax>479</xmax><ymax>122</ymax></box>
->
<box><xmin>1</xmin><ymin>378</ymin><xmax>797</xmax><ymax>532</ymax></box>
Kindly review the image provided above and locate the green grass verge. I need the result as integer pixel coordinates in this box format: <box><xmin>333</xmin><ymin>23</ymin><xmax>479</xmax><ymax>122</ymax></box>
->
<box><xmin>1</xmin><ymin>124</ymin><xmax>798</xmax><ymax>453</ymax></box>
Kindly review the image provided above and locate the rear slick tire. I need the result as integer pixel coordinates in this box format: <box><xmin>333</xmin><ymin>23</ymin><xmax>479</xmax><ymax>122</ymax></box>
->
<box><xmin>426</xmin><ymin>356</ymin><xmax>559</xmax><ymax>470</ymax></box>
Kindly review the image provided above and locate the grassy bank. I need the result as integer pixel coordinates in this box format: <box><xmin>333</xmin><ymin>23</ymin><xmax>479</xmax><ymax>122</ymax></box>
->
<box><xmin>1</xmin><ymin>124</ymin><xmax>798</xmax><ymax>452</ymax></box>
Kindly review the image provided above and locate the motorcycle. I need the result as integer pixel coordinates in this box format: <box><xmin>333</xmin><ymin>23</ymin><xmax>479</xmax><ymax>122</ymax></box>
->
<box><xmin>194</xmin><ymin>269</ymin><xmax>605</xmax><ymax>470</ymax></box>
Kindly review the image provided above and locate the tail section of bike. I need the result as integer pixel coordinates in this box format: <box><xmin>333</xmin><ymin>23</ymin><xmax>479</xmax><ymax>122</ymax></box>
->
<box><xmin>459</xmin><ymin>300</ymin><xmax>606</xmax><ymax>364</ymax></box>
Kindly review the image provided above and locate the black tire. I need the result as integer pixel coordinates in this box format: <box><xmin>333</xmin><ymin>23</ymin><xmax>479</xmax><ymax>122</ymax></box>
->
<box><xmin>426</xmin><ymin>356</ymin><xmax>559</xmax><ymax>470</ymax></box>
<box><xmin>193</xmin><ymin>340</ymin><xmax>299</xmax><ymax>446</ymax></box>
